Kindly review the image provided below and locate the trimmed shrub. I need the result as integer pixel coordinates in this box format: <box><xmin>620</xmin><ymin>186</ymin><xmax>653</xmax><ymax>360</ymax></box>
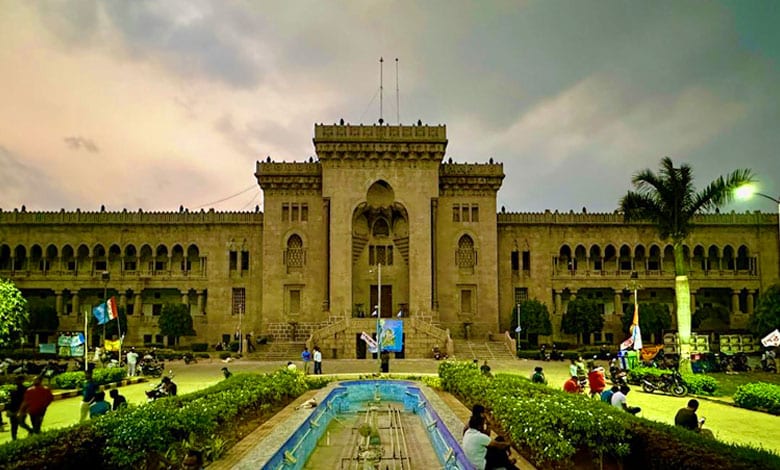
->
<box><xmin>53</xmin><ymin>368</ymin><xmax>127</xmax><ymax>390</ymax></box>
<box><xmin>195</xmin><ymin>353</ymin><xmax>210</xmax><ymax>359</ymax></box>
<box><xmin>0</xmin><ymin>369</ymin><xmax>309</xmax><ymax>469</ymax></box>
<box><xmin>190</xmin><ymin>343</ymin><xmax>208</xmax><ymax>352</ymax></box>
<box><xmin>734</xmin><ymin>382</ymin><xmax>780</xmax><ymax>415</ymax></box>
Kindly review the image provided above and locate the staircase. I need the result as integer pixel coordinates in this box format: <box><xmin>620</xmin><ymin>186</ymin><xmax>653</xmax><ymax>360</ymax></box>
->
<box><xmin>458</xmin><ymin>340</ymin><xmax>516</xmax><ymax>361</ymax></box>
<box><xmin>250</xmin><ymin>342</ymin><xmax>305</xmax><ymax>361</ymax></box>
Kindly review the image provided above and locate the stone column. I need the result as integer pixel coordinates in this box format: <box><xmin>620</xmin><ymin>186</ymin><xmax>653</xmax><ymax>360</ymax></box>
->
<box><xmin>614</xmin><ymin>292</ymin><xmax>623</xmax><ymax>316</ymax></box>
<box><xmin>747</xmin><ymin>291</ymin><xmax>755</xmax><ymax>314</ymax></box>
<box><xmin>55</xmin><ymin>291</ymin><xmax>63</xmax><ymax>316</ymax></box>
<box><xmin>72</xmin><ymin>291</ymin><xmax>80</xmax><ymax>316</ymax></box>
<box><xmin>731</xmin><ymin>290</ymin><xmax>740</xmax><ymax>314</ymax></box>
<box><xmin>197</xmin><ymin>291</ymin><xmax>205</xmax><ymax>315</ymax></box>
<box><xmin>135</xmin><ymin>292</ymin><xmax>143</xmax><ymax>316</ymax></box>
<box><xmin>554</xmin><ymin>291</ymin><xmax>562</xmax><ymax>314</ymax></box>
<box><xmin>119</xmin><ymin>293</ymin><xmax>127</xmax><ymax>309</ymax></box>
<box><xmin>690</xmin><ymin>291</ymin><xmax>696</xmax><ymax>312</ymax></box>
<box><xmin>181</xmin><ymin>291</ymin><xmax>189</xmax><ymax>305</ymax></box>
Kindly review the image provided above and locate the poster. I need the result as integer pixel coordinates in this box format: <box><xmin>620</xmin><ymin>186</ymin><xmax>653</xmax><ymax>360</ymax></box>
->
<box><xmin>378</xmin><ymin>319</ymin><xmax>404</xmax><ymax>353</ymax></box>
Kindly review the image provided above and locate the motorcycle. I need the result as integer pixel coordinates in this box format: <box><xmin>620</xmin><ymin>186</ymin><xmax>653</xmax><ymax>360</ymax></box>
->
<box><xmin>760</xmin><ymin>351</ymin><xmax>777</xmax><ymax>373</ymax></box>
<box><xmin>609</xmin><ymin>363</ymin><xmax>628</xmax><ymax>386</ymax></box>
<box><xmin>538</xmin><ymin>345</ymin><xmax>551</xmax><ymax>361</ymax></box>
<box><xmin>432</xmin><ymin>346</ymin><xmax>447</xmax><ymax>360</ymax></box>
<box><xmin>641</xmin><ymin>369</ymin><xmax>688</xmax><ymax>397</ymax></box>
<box><xmin>182</xmin><ymin>353</ymin><xmax>197</xmax><ymax>365</ymax></box>
<box><xmin>140</xmin><ymin>359</ymin><xmax>164</xmax><ymax>377</ymax></box>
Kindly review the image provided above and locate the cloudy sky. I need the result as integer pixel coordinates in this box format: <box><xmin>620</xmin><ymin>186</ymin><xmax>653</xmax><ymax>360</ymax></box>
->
<box><xmin>1</xmin><ymin>0</ymin><xmax>778</xmax><ymax>214</ymax></box>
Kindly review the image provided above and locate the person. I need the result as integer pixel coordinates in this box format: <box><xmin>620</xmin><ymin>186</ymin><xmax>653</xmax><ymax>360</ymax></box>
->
<box><xmin>601</xmin><ymin>385</ymin><xmax>619</xmax><ymax>404</ymax></box>
<box><xmin>463</xmin><ymin>404</ymin><xmax>490</xmax><ymax>436</ymax></box>
<box><xmin>380</xmin><ymin>349</ymin><xmax>390</xmax><ymax>373</ymax></box>
<box><xmin>181</xmin><ymin>448</ymin><xmax>204</xmax><ymax>470</ymax></box>
<box><xmin>18</xmin><ymin>376</ymin><xmax>54</xmax><ymax>434</ymax></box>
<box><xmin>480</xmin><ymin>360</ymin><xmax>492</xmax><ymax>376</ymax></box>
<box><xmin>301</xmin><ymin>347</ymin><xmax>312</xmax><ymax>374</ymax></box>
<box><xmin>587</xmin><ymin>362</ymin><xmax>607</xmax><ymax>397</ymax></box>
<box><xmin>675</xmin><ymin>399</ymin><xmax>714</xmax><ymax>437</ymax></box>
<box><xmin>563</xmin><ymin>375</ymin><xmax>581</xmax><ymax>394</ymax></box>
<box><xmin>162</xmin><ymin>376</ymin><xmax>178</xmax><ymax>396</ymax></box>
<box><xmin>569</xmin><ymin>358</ymin><xmax>579</xmax><ymax>378</ymax></box>
<box><xmin>7</xmin><ymin>375</ymin><xmax>33</xmax><ymax>440</ymax></box>
<box><xmin>462</xmin><ymin>415</ymin><xmax>510</xmax><ymax>470</ymax></box>
<box><xmin>89</xmin><ymin>391</ymin><xmax>111</xmax><ymax>417</ymax></box>
<box><xmin>313</xmin><ymin>346</ymin><xmax>323</xmax><ymax>375</ymax></box>
<box><xmin>287</xmin><ymin>361</ymin><xmax>298</xmax><ymax>371</ymax></box>
<box><xmin>246</xmin><ymin>332</ymin><xmax>255</xmax><ymax>352</ymax></box>
<box><xmin>109</xmin><ymin>389</ymin><xmax>127</xmax><ymax>410</ymax></box>
<box><xmin>222</xmin><ymin>367</ymin><xmax>233</xmax><ymax>379</ymax></box>
<box><xmin>126</xmin><ymin>347</ymin><xmax>139</xmax><ymax>377</ymax></box>
<box><xmin>485</xmin><ymin>435</ymin><xmax>519</xmax><ymax>470</ymax></box>
<box><xmin>611</xmin><ymin>385</ymin><xmax>640</xmax><ymax>415</ymax></box>
<box><xmin>531</xmin><ymin>366</ymin><xmax>547</xmax><ymax>385</ymax></box>
<box><xmin>80</xmin><ymin>370</ymin><xmax>98</xmax><ymax>422</ymax></box>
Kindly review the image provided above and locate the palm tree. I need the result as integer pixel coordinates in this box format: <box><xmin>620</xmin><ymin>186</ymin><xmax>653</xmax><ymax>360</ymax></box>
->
<box><xmin>620</xmin><ymin>157</ymin><xmax>753</xmax><ymax>371</ymax></box>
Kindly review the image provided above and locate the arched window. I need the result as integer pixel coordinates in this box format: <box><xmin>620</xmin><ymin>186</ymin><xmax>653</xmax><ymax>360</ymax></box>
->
<box><xmin>285</xmin><ymin>234</ymin><xmax>305</xmax><ymax>269</ymax></box>
<box><xmin>372</xmin><ymin>218</ymin><xmax>390</xmax><ymax>237</ymax></box>
<box><xmin>456</xmin><ymin>235</ymin><xmax>476</xmax><ymax>269</ymax></box>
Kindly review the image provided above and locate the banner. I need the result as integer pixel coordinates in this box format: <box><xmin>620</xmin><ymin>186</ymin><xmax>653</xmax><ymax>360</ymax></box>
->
<box><xmin>360</xmin><ymin>331</ymin><xmax>378</xmax><ymax>353</ymax></box>
<box><xmin>378</xmin><ymin>319</ymin><xmax>404</xmax><ymax>353</ymax></box>
<box><xmin>104</xmin><ymin>338</ymin><xmax>121</xmax><ymax>352</ymax></box>
<box><xmin>762</xmin><ymin>329</ymin><xmax>780</xmax><ymax>347</ymax></box>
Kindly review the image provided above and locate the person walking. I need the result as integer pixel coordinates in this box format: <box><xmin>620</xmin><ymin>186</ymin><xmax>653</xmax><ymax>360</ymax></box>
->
<box><xmin>18</xmin><ymin>376</ymin><xmax>54</xmax><ymax>434</ymax></box>
<box><xmin>126</xmin><ymin>348</ymin><xmax>139</xmax><ymax>377</ymax></box>
<box><xmin>301</xmin><ymin>347</ymin><xmax>312</xmax><ymax>374</ymax></box>
<box><xmin>80</xmin><ymin>370</ymin><xmax>98</xmax><ymax>422</ymax></box>
<box><xmin>313</xmin><ymin>346</ymin><xmax>323</xmax><ymax>375</ymax></box>
<box><xmin>6</xmin><ymin>375</ymin><xmax>33</xmax><ymax>440</ymax></box>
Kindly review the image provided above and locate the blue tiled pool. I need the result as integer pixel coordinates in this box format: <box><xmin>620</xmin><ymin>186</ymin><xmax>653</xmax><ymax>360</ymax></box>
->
<box><xmin>260</xmin><ymin>380</ymin><xmax>471</xmax><ymax>469</ymax></box>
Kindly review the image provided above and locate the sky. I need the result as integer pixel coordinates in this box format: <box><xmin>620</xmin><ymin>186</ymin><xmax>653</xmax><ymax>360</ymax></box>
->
<box><xmin>1</xmin><ymin>0</ymin><xmax>779</xmax><ymax>214</ymax></box>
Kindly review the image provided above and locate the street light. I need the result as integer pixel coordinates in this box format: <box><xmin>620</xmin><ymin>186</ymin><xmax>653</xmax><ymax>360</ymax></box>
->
<box><xmin>372</xmin><ymin>263</ymin><xmax>382</xmax><ymax>373</ymax></box>
<box><xmin>514</xmin><ymin>303</ymin><xmax>522</xmax><ymax>354</ymax></box>
<box><xmin>736</xmin><ymin>183</ymin><xmax>780</xmax><ymax>271</ymax></box>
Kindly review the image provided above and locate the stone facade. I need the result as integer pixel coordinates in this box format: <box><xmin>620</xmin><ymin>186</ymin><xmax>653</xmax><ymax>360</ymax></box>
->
<box><xmin>1</xmin><ymin>123</ymin><xmax>778</xmax><ymax>357</ymax></box>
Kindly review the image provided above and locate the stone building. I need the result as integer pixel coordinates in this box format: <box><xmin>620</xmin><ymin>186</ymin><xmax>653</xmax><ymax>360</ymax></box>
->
<box><xmin>1</xmin><ymin>123</ymin><xmax>778</xmax><ymax>357</ymax></box>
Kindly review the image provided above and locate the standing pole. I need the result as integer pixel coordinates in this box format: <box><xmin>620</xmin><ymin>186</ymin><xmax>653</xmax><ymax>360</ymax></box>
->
<box><xmin>83</xmin><ymin>308</ymin><xmax>88</xmax><ymax>372</ymax></box>
<box><xmin>395</xmin><ymin>58</ymin><xmax>400</xmax><ymax>124</ymax></box>
<box><xmin>377</xmin><ymin>263</ymin><xmax>382</xmax><ymax>373</ymax></box>
<box><xmin>379</xmin><ymin>57</ymin><xmax>384</xmax><ymax>123</ymax></box>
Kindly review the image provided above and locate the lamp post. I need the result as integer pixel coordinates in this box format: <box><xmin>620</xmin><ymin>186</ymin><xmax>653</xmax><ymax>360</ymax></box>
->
<box><xmin>375</xmin><ymin>263</ymin><xmax>382</xmax><ymax>373</ymax></box>
<box><xmin>101</xmin><ymin>271</ymin><xmax>109</xmax><ymax>349</ymax></box>
<box><xmin>514</xmin><ymin>303</ymin><xmax>522</xmax><ymax>354</ymax></box>
<box><xmin>736</xmin><ymin>184</ymin><xmax>780</xmax><ymax>273</ymax></box>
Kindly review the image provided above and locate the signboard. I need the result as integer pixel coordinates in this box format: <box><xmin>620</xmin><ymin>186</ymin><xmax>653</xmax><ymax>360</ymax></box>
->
<box><xmin>378</xmin><ymin>319</ymin><xmax>404</xmax><ymax>353</ymax></box>
<box><xmin>57</xmin><ymin>332</ymin><xmax>85</xmax><ymax>357</ymax></box>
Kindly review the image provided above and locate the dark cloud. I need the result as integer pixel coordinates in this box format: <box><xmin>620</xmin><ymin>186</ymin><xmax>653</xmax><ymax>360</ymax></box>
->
<box><xmin>35</xmin><ymin>0</ymin><xmax>99</xmax><ymax>46</ymax></box>
<box><xmin>64</xmin><ymin>136</ymin><xmax>99</xmax><ymax>153</ymax></box>
<box><xmin>0</xmin><ymin>146</ymin><xmax>78</xmax><ymax>210</ymax></box>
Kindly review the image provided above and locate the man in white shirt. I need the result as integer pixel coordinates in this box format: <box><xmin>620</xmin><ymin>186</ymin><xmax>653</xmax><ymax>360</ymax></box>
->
<box><xmin>313</xmin><ymin>346</ymin><xmax>323</xmax><ymax>374</ymax></box>
<box><xmin>126</xmin><ymin>348</ymin><xmax>139</xmax><ymax>377</ymax></box>
<box><xmin>462</xmin><ymin>416</ymin><xmax>510</xmax><ymax>470</ymax></box>
<box><xmin>611</xmin><ymin>385</ymin><xmax>641</xmax><ymax>415</ymax></box>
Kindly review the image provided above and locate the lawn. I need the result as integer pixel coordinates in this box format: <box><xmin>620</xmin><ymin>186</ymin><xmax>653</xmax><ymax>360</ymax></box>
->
<box><xmin>513</xmin><ymin>357</ymin><xmax>780</xmax><ymax>453</ymax></box>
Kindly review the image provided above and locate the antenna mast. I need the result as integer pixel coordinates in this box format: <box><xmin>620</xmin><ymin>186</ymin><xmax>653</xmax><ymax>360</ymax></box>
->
<box><xmin>379</xmin><ymin>57</ymin><xmax>384</xmax><ymax>124</ymax></box>
<box><xmin>395</xmin><ymin>58</ymin><xmax>400</xmax><ymax>124</ymax></box>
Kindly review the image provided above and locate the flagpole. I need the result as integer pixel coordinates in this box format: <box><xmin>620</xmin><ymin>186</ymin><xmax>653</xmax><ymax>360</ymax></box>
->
<box><xmin>84</xmin><ymin>308</ymin><xmax>88</xmax><ymax>372</ymax></box>
<box><xmin>116</xmin><ymin>299</ymin><xmax>123</xmax><ymax>367</ymax></box>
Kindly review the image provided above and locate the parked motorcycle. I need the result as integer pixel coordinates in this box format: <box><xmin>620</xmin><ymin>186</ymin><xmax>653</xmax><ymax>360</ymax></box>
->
<box><xmin>182</xmin><ymin>353</ymin><xmax>197</xmax><ymax>365</ymax></box>
<box><xmin>140</xmin><ymin>359</ymin><xmax>164</xmax><ymax>377</ymax></box>
<box><xmin>538</xmin><ymin>345</ymin><xmax>551</xmax><ymax>361</ymax></box>
<box><xmin>41</xmin><ymin>360</ymin><xmax>68</xmax><ymax>380</ymax></box>
<box><xmin>432</xmin><ymin>346</ymin><xmax>447</xmax><ymax>360</ymax></box>
<box><xmin>641</xmin><ymin>369</ymin><xmax>688</xmax><ymax>397</ymax></box>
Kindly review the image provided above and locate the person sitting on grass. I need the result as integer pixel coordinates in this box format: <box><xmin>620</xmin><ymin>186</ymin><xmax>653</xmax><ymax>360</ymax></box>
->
<box><xmin>563</xmin><ymin>375</ymin><xmax>581</xmax><ymax>394</ymax></box>
<box><xmin>531</xmin><ymin>366</ymin><xmax>547</xmax><ymax>385</ymax></box>
<box><xmin>675</xmin><ymin>399</ymin><xmax>714</xmax><ymax>438</ymax></box>
<box><xmin>600</xmin><ymin>385</ymin><xmax>619</xmax><ymax>404</ymax></box>
<box><xmin>462</xmin><ymin>415</ymin><xmax>511</xmax><ymax>470</ymax></box>
<box><xmin>89</xmin><ymin>391</ymin><xmax>111</xmax><ymax>418</ymax></box>
<box><xmin>611</xmin><ymin>385</ymin><xmax>640</xmax><ymax>415</ymax></box>
<box><xmin>109</xmin><ymin>389</ymin><xmax>127</xmax><ymax>410</ymax></box>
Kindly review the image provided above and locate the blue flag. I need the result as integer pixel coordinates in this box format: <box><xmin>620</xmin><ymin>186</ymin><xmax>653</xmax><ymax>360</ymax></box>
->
<box><xmin>93</xmin><ymin>302</ymin><xmax>109</xmax><ymax>325</ymax></box>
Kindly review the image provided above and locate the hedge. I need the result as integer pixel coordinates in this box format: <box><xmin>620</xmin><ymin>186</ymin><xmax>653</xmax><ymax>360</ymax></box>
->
<box><xmin>0</xmin><ymin>369</ymin><xmax>309</xmax><ymax>469</ymax></box>
<box><xmin>439</xmin><ymin>361</ymin><xmax>780</xmax><ymax>470</ymax></box>
<box><xmin>734</xmin><ymin>382</ymin><xmax>780</xmax><ymax>415</ymax></box>
<box><xmin>53</xmin><ymin>368</ymin><xmax>128</xmax><ymax>390</ymax></box>
<box><xmin>626</xmin><ymin>366</ymin><xmax>719</xmax><ymax>395</ymax></box>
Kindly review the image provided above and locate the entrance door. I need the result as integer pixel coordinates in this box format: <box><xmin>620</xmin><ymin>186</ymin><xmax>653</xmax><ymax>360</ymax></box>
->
<box><xmin>370</xmin><ymin>285</ymin><xmax>393</xmax><ymax>318</ymax></box>
<box><xmin>355</xmin><ymin>333</ymin><xmax>367</xmax><ymax>359</ymax></box>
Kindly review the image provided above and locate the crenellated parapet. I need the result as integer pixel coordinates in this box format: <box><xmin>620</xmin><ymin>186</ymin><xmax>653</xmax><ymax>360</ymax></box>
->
<box><xmin>255</xmin><ymin>160</ymin><xmax>322</xmax><ymax>193</ymax></box>
<box><xmin>313</xmin><ymin>123</ymin><xmax>447</xmax><ymax>162</ymax></box>
<box><xmin>497</xmin><ymin>210</ymin><xmax>778</xmax><ymax>226</ymax></box>
<box><xmin>439</xmin><ymin>162</ymin><xmax>504</xmax><ymax>196</ymax></box>
<box><xmin>0</xmin><ymin>208</ymin><xmax>263</xmax><ymax>225</ymax></box>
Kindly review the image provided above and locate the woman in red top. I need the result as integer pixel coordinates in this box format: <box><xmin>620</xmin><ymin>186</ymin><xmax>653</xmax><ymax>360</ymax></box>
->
<box><xmin>587</xmin><ymin>362</ymin><xmax>607</xmax><ymax>397</ymax></box>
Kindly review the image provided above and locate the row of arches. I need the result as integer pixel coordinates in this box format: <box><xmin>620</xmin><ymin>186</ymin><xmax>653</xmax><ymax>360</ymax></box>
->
<box><xmin>0</xmin><ymin>243</ymin><xmax>204</xmax><ymax>274</ymax></box>
<box><xmin>556</xmin><ymin>243</ymin><xmax>755</xmax><ymax>273</ymax></box>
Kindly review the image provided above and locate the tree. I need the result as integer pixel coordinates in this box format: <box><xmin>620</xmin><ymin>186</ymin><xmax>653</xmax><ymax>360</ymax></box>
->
<box><xmin>158</xmin><ymin>303</ymin><xmax>195</xmax><ymax>346</ymax></box>
<box><xmin>0</xmin><ymin>278</ymin><xmax>29</xmax><ymax>347</ymax></box>
<box><xmin>621</xmin><ymin>302</ymin><xmax>672</xmax><ymax>343</ymax></box>
<box><xmin>511</xmin><ymin>300</ymin><xmax>552</xmax><ymax>346</ymax></box>
<box><xmin>620</xmin><ymin>157</ymin><xmax>752</xmax><ymax>370</ymax></box>
<box><xmin>692</xmin><ymin>304</ymin><xmax>730</xmax><ymax>331</ymax></box>
<box><xmin>561</xmin><ymin>298</ymin><xmax>605</xmax><ymax>345</ymax></box>
<box><xmin>750</xmin><ymin>285</ymin><xmax>780</xmax><ymax>338</ymax></box>
<box><xmin>26</xmin><ymin>298</ymin><xmax>60</xmax><ymax>333</ymax></box>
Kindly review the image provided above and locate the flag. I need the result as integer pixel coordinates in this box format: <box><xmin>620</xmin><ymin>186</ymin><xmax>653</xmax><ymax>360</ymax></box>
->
<box><xmin>104</xmin><ymin>338</ymin><xmax>121</xmax><ymax>352</ymax></box>
<box><xmin>630</xmin><ymin>302</ymin><xmax>643</xmax><ymax>350</ymax></box>
<box><xmin>371</xmin><ymin>305</ymin><xmax>378</xmax><ymax>317</ymax></box>
<box><xmin>762</xmin><ymin>329</ymin><xmax>780</xmax><ymax>347</ymax></box>
<box><xmin>397</xmin><ymin>310</ymin><xmax>403</xmax><ymax>317</ymax></box>
<box><xmin>361</xmin><ymin>331</ymin><xmax>378</xmax><ymax>353</ymax></box>
<box><xmin>92</xmin><ymin>297</ymin><xmax>119</xmax><ymax>325</ymax></box>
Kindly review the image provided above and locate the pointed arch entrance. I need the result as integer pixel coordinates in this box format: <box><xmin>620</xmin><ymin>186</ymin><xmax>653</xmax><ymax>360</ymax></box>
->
<box><xmin>351</xmin><ymin>180</ymin><xmax>410</xmax><ymax>318</ymax></box>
